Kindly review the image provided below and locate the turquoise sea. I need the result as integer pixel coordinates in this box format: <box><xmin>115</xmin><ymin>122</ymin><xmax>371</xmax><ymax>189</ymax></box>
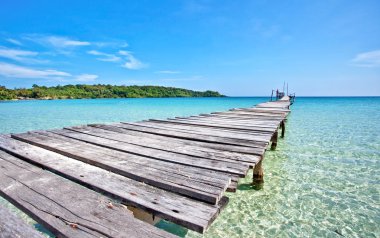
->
<box><xmin>0</xmin><ymin>97</ymin><xmax>379</xmax><ymax>237</ymax></box>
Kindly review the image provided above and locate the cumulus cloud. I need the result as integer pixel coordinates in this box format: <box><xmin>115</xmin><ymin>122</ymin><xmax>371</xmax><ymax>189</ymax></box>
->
<box><xmin>119</xmin><ymin>50</ymin><xmax>146</xmax><ymax>70</ymax></box>
<box><xmin>75</xmin><ymin>74</ymin><xmax>98</xmax><ymax>82</ymax></box>
<box><xmin>87</xmin><ymin>50</ymin><xmax>121</xmax><ymax>62</ymax></box>
<box><xmin>352</xmin><ymin>50</ymin><xmax>380</xmax><ymax>67</ymax></box>
<box><xmin>0</xmin><ymin>62</ymin><xmax>71</xmax><ymax>79</ymax></box>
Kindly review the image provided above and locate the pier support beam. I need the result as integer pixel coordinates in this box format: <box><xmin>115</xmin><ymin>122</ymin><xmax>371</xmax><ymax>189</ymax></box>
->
<box><xmin>252</xmin><ymin>158</ymin><xmax>264</xmax><ymax>188</ymax></box>
<box><xmin>280</xmin><ymin>120</ymin><xmax>285</xmax><ymax>138</ymax></box>
<box><xmin>270</xmin><ymin>131</ymin><xmax>278</xmax><ymax>150</ymax></box>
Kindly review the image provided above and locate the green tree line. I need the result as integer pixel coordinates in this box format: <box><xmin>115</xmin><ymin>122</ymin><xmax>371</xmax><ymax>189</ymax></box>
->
<box><xmin>0</xmin><ymin>84</ymin><xmax>224</xmax><ymax>100</ymax></box>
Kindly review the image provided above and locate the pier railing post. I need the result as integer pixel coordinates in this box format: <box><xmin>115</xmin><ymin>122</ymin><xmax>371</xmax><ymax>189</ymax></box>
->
<box><xmin>280</xmin><ymin>120</ymin><xmax>285</xmax><ymax>138</ymax></box>
<box><xmin>270</xmin><ymin>130</ymin><xmax>278</xmax><ymax>150</ymax></box>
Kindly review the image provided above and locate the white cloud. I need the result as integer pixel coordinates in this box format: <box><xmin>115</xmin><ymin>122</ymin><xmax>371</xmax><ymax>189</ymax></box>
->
<box><xmin>44</xmin><ymin>36</ymin><xmax>90</xmax><ymax>47</ymax></box>
<box><xmin>75</xmin><ymin>74</ymin><xmax>98</xmax><ymax>82</ymax></box>
<box><xmin>6</xmin><ymin>38</ymin><xmax>23</xmax><ymax>46</ymax></box>
<box><xmin>25</xmin><ymin>35</ymin><xmax>90</xmax><ymax>51</ymax></box>
<box><xmin>119</xmin><ymin>50</ymin><xmax>146</xmax><ymax>70</ymax></box>
<box><xmin>87</xmin><ymin>50</ymin><xmax>121</xmax><ymax>62</ymax></box>
<box><xmin>156</xmin><ymin>70</ymin><xmax>181</xmax><ymax>74</ymax></box>
<box><xmin>0</xmin><ymin>62</ymin><xmax>71</xmax><ymax>79</ymax></box>
<box><xmin>87</xmin><ymin>49</ymin><xmax>146</xmax><ymax>70</ymax></box>
<box><xmin>352</xmin><ymin>50</ymin><xmax>380</xmax><ymax>67</ymax></box>
<box><xmin>92</xmin><ymin>41</ymin><xmax>128</xmax><ymax>48</ymax></box>
<box><xmin>0</xmin><ymin>48</ymin><xmax>38</xmax><ymax>62</ymax></box>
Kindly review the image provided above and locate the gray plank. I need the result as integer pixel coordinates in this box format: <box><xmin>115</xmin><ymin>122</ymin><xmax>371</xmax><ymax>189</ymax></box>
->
<box><xmin>48</xmin><ymin>129</ymin><xmax>249</xmax><ymax>176</ymax></box>
<box><xmin>11</xmin><ymin>132</ymin><xmax>228</xmax><ymax>204</ymax></box>
<box><xmin>92</xmin><ymin>124</ymin><xmax>266</xmax><ymax>155</ymax></box>
<box><xmin>139</xmin><ymin>122</ymin><xmax>272</xmax><ymax>144</ymax></box>
<box><xmin>212</xmin><ymin>111</ymin><xmax>285</xmax><ymax>118</ymax></box>
<box><xmin>198</xmin><ymin>114</ymin><xmax>284</xmax><ymax>121</ymax></box>
<box><xmin>176</xmin><ymin>115</ymin><xmax>282</xmax><ymax>125</ymax></box>
<box><xmin>171</xmin><ymin>116</ymin><xmax>281</xmax><ymax>126</ymax></box>
<box><xmin>147</xmin><ymin>119</ymin><xmax>276</xmax><ymax>135</ymax></box>
<box><xmin>0</xmin><ymin>136</ymin><xmax>222</xmax><ymax>233</ymax></box>
<box><xmin>117</xmin><ymin>122</ymin><xmax>268</xmax><ymax>147</ymax></box>
<box><xmin>65</xmin><ymin>126</ymin><xmax>260</xmax><ymax>165</ymax></box>
<box><xmin>0</xmin><ymin>150</ymin><xmax>173</xmax><ymax>238</ymax></box>
<box><xmin>151</xmin><ymin>119</ymin><xmax>277</xmax><ymax>133</ymax></box>
<box><xmin>0</xmin><ymin>203</ymin><xmax>44</xmax><ymax>238</ymax></box>
<box><xmin>231</xmin><ymin>107</ymin><xmax>290</xmax><ymax>113</ymax></box>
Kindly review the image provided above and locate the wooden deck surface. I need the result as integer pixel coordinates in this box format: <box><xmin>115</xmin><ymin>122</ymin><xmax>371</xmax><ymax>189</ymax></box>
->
<box><xmin>0</xmin><ymin>97</ymin><xmax>291</xmax><ymax>237</ymax></box>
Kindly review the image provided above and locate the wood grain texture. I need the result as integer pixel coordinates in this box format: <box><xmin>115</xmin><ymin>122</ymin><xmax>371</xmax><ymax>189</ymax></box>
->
<box><xmin>0</xmin><ymin>203</ymin><xmax>44</xmax><ymax>238</ymax></box>
<box><xmin>10</xmin><ymin>132</ymin><xmax>229</xmax><ymax>204</ymax></box>
<box><xmin>0</xmin><ymin>136</ymin><xmax>222</xmax><ymax>233</ymax></box>
<box><xmin>0</xmin><ymin>150</ymin><xmax>174</xmax><ymax>238</ymax></box>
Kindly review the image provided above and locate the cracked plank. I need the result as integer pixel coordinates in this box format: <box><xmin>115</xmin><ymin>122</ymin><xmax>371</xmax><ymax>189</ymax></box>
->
<box><xmin>10</xmin><ymin>132</ymin><xmax>229</xmax><ymax>204</ymax></box>
<box><xmin>0</xmin><ymin>150</ymin><xmax>175</xmax><ymax>238</ymax></box>
<box><xmin>0</xmin><ymin>135</ymin><xmax>226</xmax><ymax>233</ymax></box>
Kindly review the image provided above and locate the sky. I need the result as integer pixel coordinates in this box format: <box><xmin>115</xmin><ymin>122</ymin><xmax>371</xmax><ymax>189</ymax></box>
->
<box><xmin>0</xmin><ymin>0</ymin><xmax>379</xmax><ymax>96</ymax></box>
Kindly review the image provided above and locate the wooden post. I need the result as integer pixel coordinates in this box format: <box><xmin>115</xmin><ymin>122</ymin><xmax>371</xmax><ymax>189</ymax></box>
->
<box><xmin>280</xmin><ymin>120</ymin><xmax>285</xmax><ymax>138</ymax></box>
<box><xmin>252</xmin><ymin>158</ymin><xmax>264</xmax><ymax>184</ymax></box>
<box><xmin>270</xmin><ymin>90</ymin><xmax>274</xmax><ymax>101</ymax></box>
<box><xmin>270</xmin><ymin>130</ymin><xmax>278</xmax><ymax>150</ymax></box>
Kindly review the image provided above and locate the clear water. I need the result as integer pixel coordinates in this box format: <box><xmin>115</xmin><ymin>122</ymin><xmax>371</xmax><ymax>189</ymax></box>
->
<box><xmin>0</xmin><ymin>97</ymin><xmax>379</xmax><ymax>237</ymax></box>
<box><xmin>0</xmin><ymin>97</ymin><xmax>266</xmax><ymax>134</ymax></box>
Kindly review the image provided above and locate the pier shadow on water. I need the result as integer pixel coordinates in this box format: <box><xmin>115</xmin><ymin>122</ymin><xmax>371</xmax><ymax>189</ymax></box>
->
<box><xmin>155</xmin><ymin>220</ymin><xmax>188</xmax><ymax>237</ymax></box>
<box><xmin>238</xmin><ymin>181</ymin><xmax>264</xmax><ymax>191</ymax></box>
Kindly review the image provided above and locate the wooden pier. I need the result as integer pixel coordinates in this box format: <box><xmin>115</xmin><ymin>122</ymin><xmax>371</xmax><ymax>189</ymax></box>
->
<box><xmin>0</xmin><ymin>97</ymin><xmax>291</xmax><ymax>237</ymax></box>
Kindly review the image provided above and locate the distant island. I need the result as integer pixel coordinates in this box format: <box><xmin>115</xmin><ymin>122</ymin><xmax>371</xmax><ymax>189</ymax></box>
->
<box><xmin>0</xmin><ymin>84</ymin><xmax>224</xmax><ymax>100</ymax></box>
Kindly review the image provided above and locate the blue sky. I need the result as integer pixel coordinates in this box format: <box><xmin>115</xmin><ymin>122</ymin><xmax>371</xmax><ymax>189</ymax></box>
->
<box><xmin>0</xmin><ymin>0</ymin><xmax>379</xmax><ymax>96</ymax></box>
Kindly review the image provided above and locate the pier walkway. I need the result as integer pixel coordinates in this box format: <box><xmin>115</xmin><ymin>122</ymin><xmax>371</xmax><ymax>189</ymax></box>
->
<box><xmin>0</xmin><ymin>97</ymin><xmax>291</xmax><ymax>237</ymax></box>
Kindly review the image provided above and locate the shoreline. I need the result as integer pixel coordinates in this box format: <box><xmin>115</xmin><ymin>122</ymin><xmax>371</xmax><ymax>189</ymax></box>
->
<box><xmin>1</xmin><ymin>95</ymin><xmax>227</xmax><ymax>101</ymax></box>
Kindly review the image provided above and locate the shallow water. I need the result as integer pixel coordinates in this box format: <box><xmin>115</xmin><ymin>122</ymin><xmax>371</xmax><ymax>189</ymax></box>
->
<box><xmin>0</xmin><ymin>97</ymin><xmax>266</xmax><ymax>134</ymax></box>
<box><xmin>0</xmin><ymin>97</ymin><xmax>379</xmax><ymax>237</ymax></box>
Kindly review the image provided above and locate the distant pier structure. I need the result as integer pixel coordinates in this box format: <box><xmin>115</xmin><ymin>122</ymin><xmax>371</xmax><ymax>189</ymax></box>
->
<box><xmin>271</xmin><ymin>83</ymin><xmax>296</xmax><ymax>105</ymax></box>
<box><xmin>0</xmin><ymin>93</ymin><xmax>293</xmax><ymax>237</ymax></box>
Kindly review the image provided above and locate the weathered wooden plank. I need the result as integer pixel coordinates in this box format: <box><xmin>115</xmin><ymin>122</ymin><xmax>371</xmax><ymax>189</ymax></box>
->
<box><xmin>176</xmin><ymin>113</ymin><xmax>282</xmax><ymax>122</ymax></box>
<box><xmin>0</xmin><ymin>136</ymin><xmax>223</xmax><ymax>233</ymax></box>
<box><xmin>0</xmin><ymin>203</ymin><xmax>44</xmax><ymax>238</ymax></box>
<box><xmin>256</xmin><ymin>102</ymin><xmax>290</xmax><ymax>109</ymax></box>
<box><xmin>213</xmin><ymin>111</ymin><xmax>285</xmax><ymax>118</ymax></box>
<box><xmin>33</xmin><ymin>131</ymin><xmax>233</xmax><ymax>187</ymax></box>
<box><xmin>147</xmin><ymin>119</ymin><xmax>276</xmax><ymax>134</ymax></box>
<box><xmin>198</xmin><ymin>114</ymin><xmax>285</xmax><ymax>122</ymax></box>
<box><xmin>0</xmin><ymin>150</ymin><xmax>174</xmax><ymax>238</ymax></box>
<box><xmin>161</xmin><ymin>119</ymin><xmax>278</xmax><ymax>132</ymax></box>
<box><xmin>117</xmin><ymin>122</ymin><xmax>269</xmax><ymax>147</ymax></box>
<box><xmin>174</xmin><ymin>116</ymin><xmax>282</xmax><ymax>125</ymax></box>
<box><xmin>92</xmin><ymin>124</ymin><xmax>266</xmax><ymax>155</ymax></box>
<box><xmin>140</xmin><ymin>121</ymin><xmax>273</xmax><ymax>141</ymax></box>
<box><xmin>226</xmin><ymin>180</ymin><xmax>238</xmax><ymax>192</ymax></box>
<box><xmin>65</xmin><ymin>126</ymin><xmax>260</xmax><ymax>165</ymax></box>
<box><xmin>11</xmin><ymin>132</ymin><xmax>229</xmax><ymax>204</ymax></box>
<box><xmin>231</xmin><ymin>107</ymin><xmax>290</xmax><ymax>113</ymax></box>
<box><xmin>47</xmin><ymin>129</ymin><xmax>249</xmax><ymax>176</ymax></box>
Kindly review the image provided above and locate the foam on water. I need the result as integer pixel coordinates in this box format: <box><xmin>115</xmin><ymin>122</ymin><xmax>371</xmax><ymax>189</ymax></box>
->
<box><xmin>0</xmin><ymin>97</ymin><xmax>379</xmax><ymax>237</ymax></box>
